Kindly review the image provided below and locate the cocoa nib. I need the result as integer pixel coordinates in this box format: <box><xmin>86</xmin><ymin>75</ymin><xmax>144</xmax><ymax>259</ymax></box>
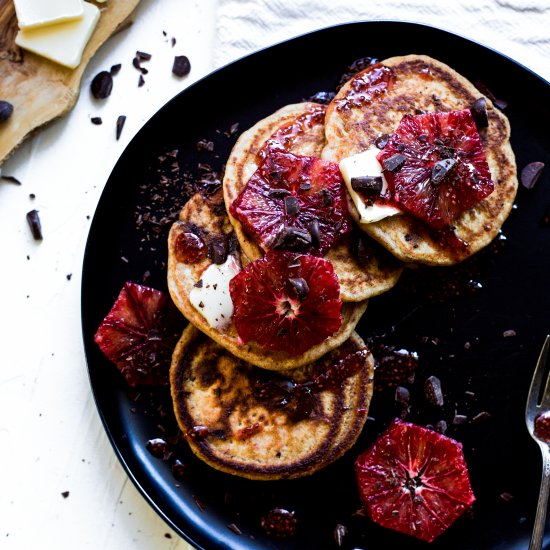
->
<box><xmin>91</xmin><ymin>71</ymin><xmax>113</xmax><ymax>99</ymax></box>
<box><xmin>26</xmin><ymin>209</ymin><xmax>43</xmax><ymax>240</ymax></box>
<box><xmin>172</xmin><ymin>55</ymin><xmax>191</xmax><ymax>77</ymax></box>
<box><xmin>521</xmin><ymin>162</ymin><xmax>545</xmax><ymax>189</ymax></box>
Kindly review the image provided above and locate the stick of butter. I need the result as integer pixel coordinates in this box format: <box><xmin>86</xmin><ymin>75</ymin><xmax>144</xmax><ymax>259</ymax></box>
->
<box><xmin>15</xmin><ymin>2</ymin><xmax>100</xmax><ymax>70</ymax></box>
<box><xmin>14</xmin><ymin>0</ymin><xmax>85</xmax><ymax>30</ymax></box>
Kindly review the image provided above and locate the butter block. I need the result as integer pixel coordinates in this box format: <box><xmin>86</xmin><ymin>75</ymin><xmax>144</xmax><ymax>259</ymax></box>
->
<box><xmin>15</xmin><ymin>2</ymin><xmax>100</xmax><ymax>70</ymax></box>
<box><xmin>14</xmin><ymin>0</ymin><xmax>85</xmax><ymax>30</ymax></box>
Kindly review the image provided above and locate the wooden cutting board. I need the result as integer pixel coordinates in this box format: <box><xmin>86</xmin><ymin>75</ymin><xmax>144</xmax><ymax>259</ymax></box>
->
<box><xmin>0</xmin><ymin>0</ymin><xmax>141</xmax><ymax>165</ymax></box>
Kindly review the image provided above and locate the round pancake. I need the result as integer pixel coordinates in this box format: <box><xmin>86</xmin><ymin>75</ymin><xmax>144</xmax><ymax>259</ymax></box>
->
<box><xmin>223</xmin><ymin>102</ymin><xmax>402</xmax><ymax>300</ymax></box>
<box><xmin>170</xmin><ymin>325</ymin><xmax>374</xmax><ymax>480</ymax></box>
<box><xmin>167</xmin><ymin>189</ymin><xmax>367</xmax><ymax>371</ymax></box>
<box><xmin>323</xmin><ymin>54</ymin><xmax>518</xmax><ymax>266</ymax></box>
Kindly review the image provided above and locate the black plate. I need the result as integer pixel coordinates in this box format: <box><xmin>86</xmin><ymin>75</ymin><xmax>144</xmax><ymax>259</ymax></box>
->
<box><xmin>82</xmin><ymin>21</ymin><xmax>550</xmax><ymax>550</ymax></box>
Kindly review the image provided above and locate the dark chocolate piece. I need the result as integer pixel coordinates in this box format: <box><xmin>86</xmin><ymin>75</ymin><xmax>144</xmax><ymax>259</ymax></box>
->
<box><xmin>1</xmin><ymin>174</ymin><xmax>21</xmax><ymax>185</ymax></box>
<box><xmin>424</xmin><ymin>375</ymin><xmax>444</xmax><ymax>406</ymax></box>
<box><xmin>110</xmin><ymin>63</ymin><xmax>121</xmax><ymax>75</ymax></box>
<box><xmin>284</xmin><ymin>195</ymin><xmax>300</xmax><ymax>216</ymax></box>
<box><xmin>26</xmin><ymin>209</ymin><xmax>43</xmax><ymax>240</ymax></box>
<box><xmin>521</xmin><ymin>161</ymin><xmax>545</xmax><ymax>189</ymax></box>
<box><xmin>289</xmin><ymin>277</ymin><xmax>309</xmax><ymax>301</ymax></box>
<box><xmin>90</xmin><ymin>117</ymin><xmax>102</xmax><ymax>125</ymax></box>
<box><xmin>116</xmin><ymin>115</ymin><xmax>126</xmax><ymax>140</ymax></box>
<box><xmin>375</xmin><ymin>133</ymin><xmax>389</xmax><ymax>149</ymax></box>
<box><xmin>471</xmin><ymin>97</ymin><xmax>489</xmax><ymax>129</ymax></box>
<box><xmin>431</xmin><ymin>158</ymin><xmax>457</xmax><ymax>185</ymax></box>
<box><xmin>136</xmin><ymin>51</ymin><xmax>152</xmax><ymax>61</ymax></box>
<box><xmin>91</xmin><ymin>71</ymin><xmax>113</xmax><ymax>99</ymax></box>
<box><xmin>267</xmin><ymin>188</ymin><xmax>291</xmax><ymax>198</ymax></box>
<box><xmin>172</xmin><ymin>55</ymin><xmax>191</xmax><ymax>77</ymax></box>
<box><xmin>309</xmin><ymin>219</ymin><xmax>320</xmax><ymax>248</ymax></box>
<box><xmin>350</xmin><ymin>175</ymin><xmax>383</xmax><ymax>193</ymax></box>
<box><xmin>272</xmin><ymin>226</ymin><xmax>311</xmax><ymax>250</ymax></box>
<box><xmin>138</xmin><ymin>75</ymin><xmax>145</xmax><ymax>87</ymax></box>
<box><xmin>383</xmin><ymin>153</ymin><xmax>406</xmax><ymax>172</ymax></box>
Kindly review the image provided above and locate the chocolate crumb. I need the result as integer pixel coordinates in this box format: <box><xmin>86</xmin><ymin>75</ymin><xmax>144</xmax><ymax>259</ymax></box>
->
<box><xmin>116</xmin><ymin>115</ymin><xmax>126</xmax><ymax>140</ymax></box>
<box><xmin>90</xmin><ymin>116</ymin><xmax>102</xmax><ymax>125</ymax></box>
<box><xmin>424</xmin><ymin>375</ymin><xmax>444</xmax><ymax>407</ymax></box>
<box><xmin>453</xmin><ymin>413</ymin><xmax>468</xmax><ymax>425</ymax></box>
<box><xmin>172</xmin><ymin>55</ymin><xmax>191</xmax><ymax>77</ymax></box>
<box><xmin>503</xmin><ymin>329</ymin><xmax>516</xmax><ymax>338</ymax></box>
<box><xmin>138</xmin><ymin>75</ymin><xmax>145</xmax><ymax>87</ymax></box>
<box><xmin>110</xmin><ymin>63</ymin><xmax>122</xmax><ymax>75</ymax></box>
<box><xmin>26</xmin><ymin>209</ymin><xmax>43</xmax><ymax>240</ymax></box>
<box><xmin>197</xmin><ymin>139</ymin><xmax>214</xmax><ymax>152</ymax></box>
<box><xmin>229</xmin><ymin>122</ymin><xmax>239</xmax><ymax>135</ymax></box>
<box><xmin>500</xmin><ymin>492</ymin><xmax>514</xmax><ymax>502</ymax></box>
<box><xmin>465</xmin><ymin>390</ymin><xmax>476</xmax><ymax>397</ymax></box>
<box><xmin>472</xmin><ymin>411</ymin><xmax>491</xmax><ymax>423</ymax></box>
<box><xmin>136</xmin><ymin>51</ymin><xmax>152</xmax><ymax>61</ymax></box>
<box><xmin>1</xmin><ymin>174</ymin><xmax>21</xmax><ymax>185</ymax></box>
<box><xmin>91</xmin><ymin>71</ymin><xmax>113</xmax><ymax>99</ymax></box>
<box><xmin>334</xmin><ymin>524</ymin><xmax>348</xmax><ymax>546</ymax></box>
<box><xmin>171</xmin><ymin>37</ymin><xmax>176</xmax><ymax>47</ymax></box>
<box><xmin>383</xmin><ymin>153</ymin><xmax>406</xmax><ymax>172</ymax></box>
<box><xmin>521</xmin><ymin>162</ymin><xmax>545</xmax><ymax>189</ymax></box>
<box><xmin>394</xmin><ymin>386</ymin><xmax>410</xmax><ymax>405</ymax></box>
<box><xmin>227</xmin><ymin>523</ymin><xmax>242</xmax><ymax>535</ymax></box>
<box><xmin>61</xmin><ymin>491</ymin><xmax>70</xmax><ymax>499</ymax></box>
<box><xmin>29</xmin><ymin>193</ymin><xmax>35</xmax><ymax>199</ymax></box>
<box><xmin>435</xmin><ymin>420</ymin><xmax>448</xmax><ymax>434</ymax></box>
<box><xmin>0</xmin><ymin>100</ymin><xmax>14</xmax><ymax>122</ymax></box>
<box><xmin>193</xmin><ymin>494</ymin><xmax>206</xmax><ymax>512</ymax></box>
<box><xmin>66</xmin><ymin>274</ymin><xmax>72</xmax><ymax>281</ymax></box>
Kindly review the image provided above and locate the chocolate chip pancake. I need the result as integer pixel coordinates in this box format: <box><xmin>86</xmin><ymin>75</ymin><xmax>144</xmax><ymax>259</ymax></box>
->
<box><xmin>167</xmin><ymin>188</ymin><xmax>367</xmax><ymax>371</ymax></box>
<box><xmin>170</xmin><ymin>324</ymin><xmax>374</xmax><ymax>480</ymax></box>
<box><xmin>323</xmin><ymin>55</ymin><xmax>518</xmax><ymax>266</ymax></box>
<box><xmin>223</xmin><ymin>102</ymin><xmax>403</xmax><ymax>300</ymax></box>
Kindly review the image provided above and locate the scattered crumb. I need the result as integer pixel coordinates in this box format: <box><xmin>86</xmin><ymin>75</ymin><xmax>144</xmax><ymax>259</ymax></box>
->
<box><xmin>61</xmin><ymin>491</ymin><xmax>70</xmax><ymax>499</ymax></box>
<box><xmin>503</xmin><ymin>329</ymin><xmax>517</xmax><ymax>338</ymax></box>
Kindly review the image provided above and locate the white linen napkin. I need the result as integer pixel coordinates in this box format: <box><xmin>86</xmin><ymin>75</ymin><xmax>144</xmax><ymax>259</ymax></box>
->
<box><xmin>214</xmin><ymin>0</ymin><xmax>550</xmax><ymax>80</ymax></box>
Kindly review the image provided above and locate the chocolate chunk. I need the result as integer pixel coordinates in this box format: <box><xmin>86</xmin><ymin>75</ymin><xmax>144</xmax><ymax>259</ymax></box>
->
<box><xmin>383</xmin><ymin>153</ymin><xmax>406</xmax><ymax>172</ymax></box>
<box><xmin>138</xmin><ymin>75</ymin><xmax>145</xmax><ymax>87</ymax></box>
<box><xmin>91</xmin><ymin>71</ymin><xmax>113</xmax><ymax>99</ymax></box>
<box><xmin>500</xmin><ymin>492</ymin><xmax>514</xmax><ymax>502</ymax></box>
<box><xmin>272</xmin><ymin>226</ymin><xmax>311</xmax><ymax>250</ymax></box>
<box><xmin>471</xmin><ymin>97</ymin><xmax>489</xmax><ymax>129</ymax></box>
<box><xmin>268</xmin><ymin>188</ymin><xmax>291</xmax><ymax>198</ymax></box>
<box><xmin>424</xmin><ymin>375</ymin><xmax>444</xmax><ymax>406</ymax></box>
<box><xmin>284</xmin><ymin>195</ymin><xmax>300</xmax><ymax>216</ymax></box>
<box><xmin>136</xmin><ymin>51</ymin><xmax>152</xmax><ymax>61</ymax></box>
<box><xmin>472</xmin><ymin>411</ymin><xmax>491</xmax><ymax>423</ymax></box>
<box><xmin>351</xmin><ymin>234</ymin><xmax>370</xmax><ymax>267</ymax></box>
<box><xmin>503</xmin><ymin>329</ymin><xmax>517</xmax><ymax>338</ymax></box>
<box><xmin>172</xmin><ymin>55</ymin><xmax>191</xmax><ymax>77</ymax></box>
<box><xmin>320</xmin><ymin>188</ymin><xmax>333</xmax><ymax>206</ymax></box>
<box><xmin>172</xmin><ymin>459</ymin><xmax>186</xmax><ymax>480</ymax></box>
<box><xmin>110</xmin><ymin>63</ymin><xmax>121</xmax><ymax>75</ymax></box>
<box><xmin>116</xmin><ymin>115</ymin><xmax>126</xmax><ymax>140</ymax></box>
<box><xmin>375</xmin><ymin>133</ymin><xmax>389</xmax><ymax>149</ymax></box>
<box><xmin>61</xmin><ymin>491</ymin><xmax>70</xmax><ymax>499</ymax></box>
<box><xmin>350</xmin><ymin>175</ymin><xmax>383</xmax><ymax>194</ymax></box>
<box><xmin>208</xmin><ymin>236</ymin><xmax>228</xmax><ymax>264</ymax></box>
<box><xmin>0</xmin><ymin>100</ymin><xmax>14</xmax><ymax>122</ymax></box>
<box><xmin>435</xmin><ymin>420</ymin><xmax>448</xmax><ymax>434</ymax></box>
<box><xmin>171</xmin><ymin>37</ymin><xmax>176</xmax><ymax>47</ymax></box>
<box><xmin>521</xmin><ymin>161</ymin><xmax>545</xmax><ymax>189</ymax></box>
<box><xmin>453</xmin><ymin>413</ymin><xmax>468</xmax><ymax>425</ymax></box>
<box><xmin>309</xmin><ymin>219</ymin><xmax>320</xmax><ymax>248</ymax></box>
<box><xmin>26</xmin><ymin>209</ymin><xmax>43</xmax><ymax>240</ymax></box>
<box><xmin>395</xmin><ymin>386</ymin><xmax>410</xmax><ymax>405</ymax></box>
<box><xmin>197</xmin><ymin>139</ymin><xmax>214</xmax><ymax>152</ymax></box>
<box><xmin>494</xmin><ymin>98</ymin><xmax>508</xmax><ymax>110</ymax></box>
<box><xmin>1</xmin><ymin>174</ymin><xmax>21</xmax><ymax>185</ymax></box>
<box><xmin>289</xmin><ymin>277</ymin><xmax>309</xmax><ymax>301</ymax></box>
<box><xmin>90</xmin><ymin>117</ymin><xmax>102</xmax><ymax>125</ymax></box>
<box><xmin>431</xmin><ymin>158</ymin><xmax>457</xmax><ymax>185</ymax></box>
<box><xmin>299</xmin><ymin>182</ymin><xmax>311</xmax><ymax>192</ymax></box>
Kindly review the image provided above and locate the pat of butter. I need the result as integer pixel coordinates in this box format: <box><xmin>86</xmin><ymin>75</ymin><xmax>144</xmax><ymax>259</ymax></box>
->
<box><xmin>189</xmin><ymin>255</ymin><xmax>241</xmax><ymax>330</ymax></box>
<box><xmin>339</xmin><ymin>146</ymin><xmax>401</xmax><ymax>224</ymax></box>
<box><xmin>15</xmin><ymin>2</ymin><xmax>100</xmax><ymax>69</ymax></box>
<box><xmin>14</xmin><ymin>0</ymin><xmax>85</xmax><ymax>30</ymax></box>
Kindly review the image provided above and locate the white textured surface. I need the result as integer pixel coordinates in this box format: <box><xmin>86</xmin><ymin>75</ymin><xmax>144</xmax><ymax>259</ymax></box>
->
<box><xmin>0</xmin><ymin>1</ymin><xmax>548</xmax><ymax>549</ymax></box>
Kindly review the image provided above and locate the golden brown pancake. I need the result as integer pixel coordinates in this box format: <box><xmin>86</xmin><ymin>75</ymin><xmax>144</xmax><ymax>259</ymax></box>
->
<box><xmin>167</xmin><ymin>188</ymin><xmax>367</xmax><ymax>371</ymax></box>
<box><xmin>170</xmin><ymin>325</ymin><xmax>374</xmax><ymax>480</ymax></box>
<box><xmin>223</xmin><ymin>102</ymin><xmax>403</xmax><ymax>300</ymax></box>
<box><xmin>323</xmin><ymin>55</ymin><xmax>518</xmax><ymax>266</ymax></box>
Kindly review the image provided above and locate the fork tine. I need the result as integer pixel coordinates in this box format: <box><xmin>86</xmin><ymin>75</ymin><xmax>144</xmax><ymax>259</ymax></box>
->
<box><xmin>527</xmin><ymin>336</ymin><xmax>550</xmax><ymax>419</ymax></box>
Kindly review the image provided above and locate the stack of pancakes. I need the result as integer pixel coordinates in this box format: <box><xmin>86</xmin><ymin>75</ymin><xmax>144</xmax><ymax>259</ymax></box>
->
<box><xmin>167</xmin><ymin>55</ymin><xmax>517</xmax><ymax>480</ymax></box>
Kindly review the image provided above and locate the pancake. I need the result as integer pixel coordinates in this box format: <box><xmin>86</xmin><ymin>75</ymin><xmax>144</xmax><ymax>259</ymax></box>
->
<box><xmin>170</xmin><ymin>324</ymin><xmax>374</xmax><ymax>480</ymax></box>
<box><xmin>323</xmin><ymin>54</ymin><xmax>518</xmax><ymax>266</ymax></box>
<box><xmin>223</xmin><ymin>102</ymin><xmax>403</xmax><ymax>301</ymax></box>
<box><xmin>167</xmin><ymin>188</ymin><xmax>367</xmax><ymax>371</ymax></box>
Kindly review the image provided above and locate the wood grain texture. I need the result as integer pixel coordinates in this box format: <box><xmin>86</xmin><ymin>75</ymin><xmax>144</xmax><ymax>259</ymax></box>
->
<box><xmin>0</xmin><ymin>0</ymin><xmax>141</xmax><ymax>165</ymax></box>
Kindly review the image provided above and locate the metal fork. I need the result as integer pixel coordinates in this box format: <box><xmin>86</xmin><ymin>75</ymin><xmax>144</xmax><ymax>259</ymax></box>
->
<box><xmin>526</xmin><ymin>335</ymin><xmax>550</xmax><ymax>550</ymax></box>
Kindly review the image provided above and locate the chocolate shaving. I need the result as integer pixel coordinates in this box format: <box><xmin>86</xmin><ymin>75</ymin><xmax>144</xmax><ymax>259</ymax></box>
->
<box><xmin>90</xmin><ymin>117</ymin><xmax>102</xmax><ymax>125</ymax></box>
<box><xmin>116</xmin><ymin>115</ymin><xmax>126</xmax><ymax>140</ymax></box>
<box><xmin>383</xmin><ymin>153</ymin><xmax>406</xmax><ymax>172</ymax></box>
<box><xmin>0</xmin><ymin>100</ymin><xmax>14</xmax><ymax>122</ymax></box>
<box><xmin>521</xmin><ymin>162</ymin><xmax>545</xmax><ymax>189</ymax></box>
<box><xmin>110</xmin><ymin>63</ymin><xmax>121</xmax><ymax>75</ymax></box>
<box><xmin>136</xmin><ymin>51</ymin><xmax>152</xmax><ymax>61</ymax></box>
<box><xmin>91</xmin><ymin>71</ymin><xmax>113</xmax><ymax>99</ymax></box>
<box><xmin>172</xmin><ymin>55</ymin><xmax>191</xmax><ymax>77</ymax></box>
<box><xmin>26</xmin><ymin>209</ymin><xmax>43</xmax><ymax>240</ymax></box>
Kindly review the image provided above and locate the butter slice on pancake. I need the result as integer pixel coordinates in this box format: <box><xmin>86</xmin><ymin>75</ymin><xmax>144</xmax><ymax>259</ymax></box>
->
<box><xmin>167</xmin><ymin>188</ymin><xmax>367</xmax><ymax>371</ymax></box>
<box><xmin>323</xmin><ymin>55</ymin><xmax>518</xmax><ymax>266</ymax></box>
<box><xmin>223</xmin><ymin>102</ymin><xmax>403</xmax><ymax>301</ymax></box>
<box><xmin>170</xmin><ymin>325</ymin><xmax>373</xmax><ymax>480</ymax></box>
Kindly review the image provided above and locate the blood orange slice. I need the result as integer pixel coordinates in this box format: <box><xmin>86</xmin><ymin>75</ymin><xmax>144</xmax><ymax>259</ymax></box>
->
<box><xmin>355</xmin><ymin>419</ymin><xmax>475</xmax><ymax>542</ymax></box>
<box><xmin>229</xmin><ymin>148</ymin><xmax>351</xmax><ymax>255</ymax></box>
<box><xmin>229</xmin><ymin>251</ymin><xmax>342</xmax><ymax>355</ymax></box>
<box><xmin>377</xmin><ymin>109</ymin><xmax>494</xmax><ymax>229</ymax></box>
<box><xmin>94</xmin><ymin>282</ymin><xmax>185</xmax><ymax>387</ymax></box>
